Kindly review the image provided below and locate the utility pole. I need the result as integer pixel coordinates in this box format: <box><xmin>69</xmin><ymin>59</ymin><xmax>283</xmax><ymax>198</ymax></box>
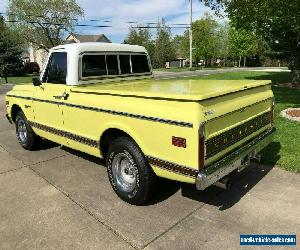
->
<box><xmin>189</xmin><ymin>0</ymin><xmax>193</xmax><ymax>69</ymax></box>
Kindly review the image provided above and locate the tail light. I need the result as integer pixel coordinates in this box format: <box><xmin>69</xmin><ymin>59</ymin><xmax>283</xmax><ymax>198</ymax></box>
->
<box><xmin>199</xmin><ymin>123</ymin><xmax>206</xmax><ymax>168</ymax></box>
<box><xmin>172</xmin><ymin>136</ymin><xmax>187</xmax><ymax>148</ymax></box>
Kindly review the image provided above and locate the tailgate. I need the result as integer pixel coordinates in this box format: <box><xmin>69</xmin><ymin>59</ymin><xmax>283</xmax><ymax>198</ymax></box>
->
<box><xmin>201</xmin><ymin>84</ymin><xmax>274</xmax><ymax>166</ymax></box>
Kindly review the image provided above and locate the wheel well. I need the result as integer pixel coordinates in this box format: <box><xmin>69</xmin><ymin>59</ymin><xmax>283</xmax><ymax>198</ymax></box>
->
<box><xmin>11</xmin><ymin>104</ymin><xmax>22</xmax><ymax>122</ymax></box>
<box><xmin>100</xmin><ymin>128</ymin><xmax>133</xmax><ymax>159</ymax></box>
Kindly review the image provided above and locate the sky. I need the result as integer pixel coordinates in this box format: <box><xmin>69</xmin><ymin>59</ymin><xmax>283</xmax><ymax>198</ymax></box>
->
<box><xmin>0</xmin><ymin>0</ymin><xmax>213</xmax><ymax>43</ymax></box>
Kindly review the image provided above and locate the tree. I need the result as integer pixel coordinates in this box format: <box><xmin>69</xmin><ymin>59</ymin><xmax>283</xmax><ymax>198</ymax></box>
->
<box><xmin>0</xmin><ymin>17</ymin><xmax>25</xmax><ymax>83</ymax></box>
<box><xmin>228</xmin><ymin>27</ymin><xmax>258</xmax><ymax>67</ymax></box>
<box><xmin>124</xmin><ymin>27</ymin><xmax>155</xmax><ymax>63</ymax></box>
<box><xmin>172</xmin><ymin>34</ymin><xmax>185</xmax><ymax>58</ymax></box>
<box><xmin>200</xmin><ymin>0</ymin><xmax>300</xmax><ymax>83</ymax></box>
<box><xmin>216</xmin><ymin>23</ymin><xmax>230</xmax><ymax>66</ymax></box>
<box><xmin>181</xmin><ymin>14</ymin><xmax>220</xmax><ymax>66</ymax></box>
<box><xmin>8</xmin><ymin>0</ymin><xmax>84</xmax><ymax>51</ymax></box>
<box><xmin>153</xmin><ymin>19</ymin><xmax>176</xmax><ymax>68</ymax></box>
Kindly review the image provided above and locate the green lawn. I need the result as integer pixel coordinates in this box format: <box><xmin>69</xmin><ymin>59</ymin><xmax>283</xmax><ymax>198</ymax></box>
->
<box><xmin>0</xmin><ymin>76</ymin><xmax>33</xmax><ymax>85</ymax></box>
<box><xmin>181</xmin><ymin>71</ymin><xmax>300</xmax><ymax>173</ymax></box>
<box><xmin>153</xmin><ymin>66</ymin><xmax>234</xmax><ymax>72</ymax></box>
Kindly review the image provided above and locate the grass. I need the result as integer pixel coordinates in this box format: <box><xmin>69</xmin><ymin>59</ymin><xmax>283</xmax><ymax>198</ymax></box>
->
<box><xmin>0</xmin><ymin>75</ymin><xmax>35</xmax><ymax>85</ymax></box>
<box><xmin>153</xmin><ymin>66</ymin><xmax>236</xmax><ymax>72</ymax></box>
<box><xmin>180</xmin><ymin>71</ymin><xmax>300</xmax><ymax>173</ymax></box>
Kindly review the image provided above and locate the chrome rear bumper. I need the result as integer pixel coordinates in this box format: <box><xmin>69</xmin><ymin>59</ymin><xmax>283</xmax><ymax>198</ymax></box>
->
<box><xmin>196</xmin><ymin>128</ymin><xmax>275</xmax><ymax>190</ymax></box>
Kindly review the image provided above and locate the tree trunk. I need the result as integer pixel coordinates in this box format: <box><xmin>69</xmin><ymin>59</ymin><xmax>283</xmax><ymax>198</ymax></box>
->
<box><xmin>4</xmin><ymin>69</ymin><xmax>8</xmax><ymax>84</ymax></box>
<box><xmin>291</xmin><ymin>51</ymin><xmax>300</xmax><ymax>84</ymax></box>
<box><xmin>238</xmin><ymin>56</ymin><xmax>241</xmax><ymax>67</ymax></box>
<box><xmin>291</xmin><ymin>69</ymin><xmax>300</xmax><ymax>84</ymax></box>
<box><xmin>243</xmin><ymin>57</ymin><xmax>246</xmax><ymax>67</ymax></box>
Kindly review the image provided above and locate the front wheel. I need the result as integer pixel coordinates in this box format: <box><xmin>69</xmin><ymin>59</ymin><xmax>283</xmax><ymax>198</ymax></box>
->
<box><xmin>15</xmin><ymin>111</ymin><xmax>40</xmax><ymax>150</ymax></box>
<box><xmin>106</xmin><ymin>137</ymin><xmax>156</xmax><ymax>205</ymax></box>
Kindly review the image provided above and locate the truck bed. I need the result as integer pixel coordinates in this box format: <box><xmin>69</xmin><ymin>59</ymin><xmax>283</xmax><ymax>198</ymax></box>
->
<box><xmin>71</xmin><ymin>79</ymin><xmax>271</xmax><ymax>101</ymax></box>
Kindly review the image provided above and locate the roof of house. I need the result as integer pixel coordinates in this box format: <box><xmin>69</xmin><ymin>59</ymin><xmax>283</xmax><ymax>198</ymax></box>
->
<box><xmin>66</xmin><ymin>33</ymin><xmax>112</xmax><ymax>43</ymax></box>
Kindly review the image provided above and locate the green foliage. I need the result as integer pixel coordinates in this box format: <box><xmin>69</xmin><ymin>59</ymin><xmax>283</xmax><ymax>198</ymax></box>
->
<box><xmin>153</xmin><ymin>19</ymin><xmax>176</xmax><ymax>68</ymax></box>
<box><xmin>228</xmin><ymin>27</ymin><xmax>259</xmax><ymax>66</ymax></box>
<box><xmin>172</xmin><ymin>35</ymin><xmax>185</xmax><ymax>58</ymax></box>
<box><xmin>200</xmin><ymin>0</ymin><xmax>300</xmax><ymax>82</ymax></box>
<box><xmin>124</xmin><ymin>27</ymin><xmax>155</xmax><ymax>63</ymax></box>
<box><xmin>0</xmin><ymin>20</ymin><xmax>26</xmax><ymax>82</ymax></box>
<box><xmin>123</xmin><ymin>14</ymin><xmax>265</xmax><ymax>69</ymax></box>
<box><xmin>8</xmin><ymin>0</ymin><xmax>84</xmax><ymax>50</ymax></box>
<box><xmin>181</xmin><ymin>14</ymin><xmax>220</xmax><ymax>65</ymax></box>
<box><xmin>216</xmin><ymin>23</ymin><xmax>229</xmax><ymax>59</ymax></box>
<box><xmin>192</xmin><ymin>14</ymin><xmax>219</xmax><ymax>64</ymax></box>
<box><xmin>178</xmin><ymin>15</ymin><xmax>262</xmax><ymax>67</ymax></box>
<box><xmin>124</xmin><ymin>21</ymin><xmax>176</xmax><ymax>67</ymax></box>
<box><xmin>229</xmin><ymin>28</ymin><xmax>256</xmax><ymax>57</ymax></box>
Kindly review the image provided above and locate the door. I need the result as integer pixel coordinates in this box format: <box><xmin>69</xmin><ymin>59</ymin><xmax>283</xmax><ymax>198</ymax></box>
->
<box><xmin>33</xmin><ymin>52</ymin><xmax>69</xmax><ymax>145</ymax></box>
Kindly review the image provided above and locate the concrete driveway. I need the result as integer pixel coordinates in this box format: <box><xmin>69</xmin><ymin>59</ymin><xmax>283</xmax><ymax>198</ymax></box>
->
<box><xmin>0</xmin><ymin>88</ymin><xmax>299</xmax><ymax>249</ymax></box>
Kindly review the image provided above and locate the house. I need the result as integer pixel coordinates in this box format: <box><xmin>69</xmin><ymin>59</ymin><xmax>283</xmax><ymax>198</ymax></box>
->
<box><xmin>165</xmin><ymin>58</ymin><xmax>187</xmax><ymax>68</ymax></box>
<box><xmin>26</xmin><ymin>33</ymin><xmax>111</xmax><ymax>71</ymax></box>
<box><xmin>165</xmin><ymin>50</ymin><xmax>187</xmax><ymax>68</ymax></box>
<box><xmin>27</xmin><ymin>45</ymin><xmax>49</xmax><ymax>70</ymax></box>
<box><xmin>65</xmin><ymin>33</ymin><xmax>111</xmax><ymax>43</ymax></box>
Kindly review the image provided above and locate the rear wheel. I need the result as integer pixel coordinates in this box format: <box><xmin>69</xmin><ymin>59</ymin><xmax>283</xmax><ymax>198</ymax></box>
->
<box><xmin>106</xmin><ymin>136</ymin><xmax>156</xmax><ymax>205</ymax></box>
<box><xmin>15</xmin><ymin>111</ymin><xmax>40</xmax><ymax>150</ymax></box>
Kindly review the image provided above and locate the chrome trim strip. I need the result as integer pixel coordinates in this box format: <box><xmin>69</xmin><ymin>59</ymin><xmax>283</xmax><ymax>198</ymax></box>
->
<box><xmin>29</xmin><ymin>120</ymin><xmax>197</xmax><ymax>178</ymax></box>
<box><xmin>196</xmin><ymin>128</ymin><xmax>275</xmax><ymax>190</ymax></box>
<box><xmin>146</xmin><ymin>155</ymin><xmax>198</xmax><ymax>178</ymax></box>
<box><xmin>6</xmin><ymin>94</ymin><xmax>193</xmax><ymax>128</ymax></box>
<box><xmin>29</xmin><ymin>121</ymin><xmax>99</xmax><ymax>148</ymax></box>
<box><xmin>69</xmin><ymin>89</ymin><xmax>196</xmax><ymax>103</ymax></box>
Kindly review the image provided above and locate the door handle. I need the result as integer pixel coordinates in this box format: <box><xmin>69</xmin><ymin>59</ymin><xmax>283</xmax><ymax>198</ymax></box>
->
<box><xmin>53</xmin><ymin>92</ymin><xmax>69</xmax><ymax>100</ymax></box>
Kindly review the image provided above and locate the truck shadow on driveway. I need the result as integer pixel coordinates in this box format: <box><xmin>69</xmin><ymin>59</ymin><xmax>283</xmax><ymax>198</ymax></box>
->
<box><xmin>148</xmin><ymin>141</ymin><xmax>280</xmax><ymax>207</ymax></box>
<box><xmin>37</xmin><ymin>139</ymin><xmax>59</xmax><ymax>151</ymax></box>
<box><xmin>59</xmin><ymin>142</ymin><xmax>280</xmax><ymax>209</ymax></box>
<box><xmin>181</xmin><ymin>163</ymin><xmax>274</xmax><ymax>211</ymax></box>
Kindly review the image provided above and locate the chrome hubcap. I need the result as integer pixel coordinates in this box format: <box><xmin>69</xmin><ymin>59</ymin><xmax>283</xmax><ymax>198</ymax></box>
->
<box><xmin>112</xmin><ymin>153</ymin><xmax>137</xmax><ymax>192</ymax></box>
<box><xmin>17</xmin><ymin>119</ymin><xmax>27</xmax><ymax>144</ymax></box>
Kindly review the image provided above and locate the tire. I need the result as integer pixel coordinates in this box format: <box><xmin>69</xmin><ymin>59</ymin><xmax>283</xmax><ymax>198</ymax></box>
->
<box><xmin>106</xmin><ymin>136</ymin><xmax>156</xmax><ymax>205</ymax></box>
<box><xmin>15</xmin><ymin>111</ymin><xmax>40</xmax><ymax>150</ymax></box>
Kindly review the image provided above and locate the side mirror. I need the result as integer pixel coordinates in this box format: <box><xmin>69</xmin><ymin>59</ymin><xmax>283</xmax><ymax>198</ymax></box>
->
<box><xmin>32</xmin><ymin>77</ymin><xmax>42</xmax><ymax>86</ymax></box>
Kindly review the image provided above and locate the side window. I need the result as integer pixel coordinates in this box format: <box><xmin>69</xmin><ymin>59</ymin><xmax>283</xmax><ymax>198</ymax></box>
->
<box><xmin>106</xmin><ymin>55</ymin><xmax>119</xmax><ymax>75</ymax></box>
<box><xmin>82</xmin><ymin>55</ymin><xmax>106</xmax><ymax>77</ymax></box>
<box><xmin>43</xmin><ymin>52</ymin><xmax>67</xmax><ymax>84</ymax></box>
<box><xmin>119</xmin><ymin>55</ymin><xmax>131</xmax><ymax>74</ymax></box>
<box><xmin>131</xmin><ymin>55</ymin><xmax>150</xmax><ymax>74</ymax></box>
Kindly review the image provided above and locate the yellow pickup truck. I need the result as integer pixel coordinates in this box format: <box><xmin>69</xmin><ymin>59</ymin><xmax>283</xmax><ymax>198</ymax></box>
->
<box><xmin>5</xmin><ymin>43</ymin><xmax>275</xmax><ymax>205</ymax></box>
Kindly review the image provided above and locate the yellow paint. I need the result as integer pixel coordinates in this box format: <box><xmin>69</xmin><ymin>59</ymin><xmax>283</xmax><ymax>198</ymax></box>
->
<box><xmin>5</xmin><ymin>78</ymin><xmax>274</xmax><ymax>184</ymax></box>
